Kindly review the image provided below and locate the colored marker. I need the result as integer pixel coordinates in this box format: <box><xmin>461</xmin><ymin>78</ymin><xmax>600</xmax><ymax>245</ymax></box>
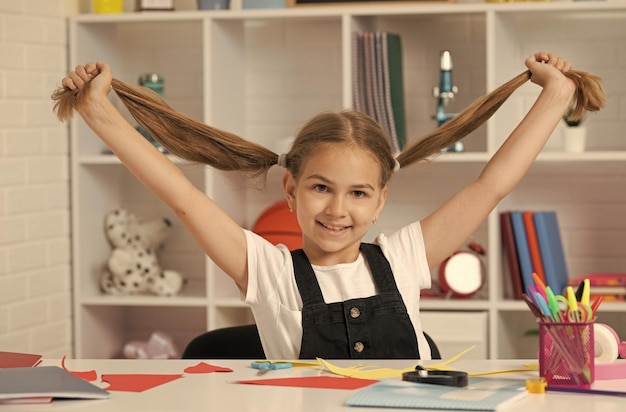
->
<box><xmin>590</xmin><ymin>295</ymin><xmax>603</xmax><ymax>316</ymax></box>
<box><xmin>545</xmin><ymin>286</ymin><xmax>562</xmax><ymax>321</ymax></box>
<box><xmin>581</xmin><ymin>279</ymin><xmax>590</xmax><ymax>306</ymax></box>
<box><xmin>532</xmin><ymin>272</ymin><xmax>546</xmax><ymax>293</ymax></box>
<box><xmin>534</xmin><ymin>292</ymin><xmax>552</xmax><ymax>319</ymax></box>
<box><xmin>522</xmin><ymin>293</ymin><xmax>544</xmax><ymax>319</ymax></box>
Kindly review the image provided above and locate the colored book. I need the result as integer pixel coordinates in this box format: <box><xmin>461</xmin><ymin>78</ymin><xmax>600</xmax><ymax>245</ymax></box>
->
<box><xmin>362</xmin><ymin>31</ymin><xmax>375</xmax><ymax>118</ymax></box>
<box><xmin>346</xmin><ymin>377</ymin><xmax>527</xmax><ymax>411</ymax></box>
<box><xmin>510</xmin><ymin>211</ymin><xmax>534</xmax><ymax>296</ymax></box>
<box><xmin>589</xmin><ymin>294</ymin><xmax>626</xmax><ymax>302</ymax></box>
<box><xmin>523</xmin><ymin>211</ymin><xmax>547</xmax><ymax>285</ymax></box>
<box><xmin>376</xmin><ymin>32</ymin><xmax>397</xmax><ymax>153</ymax></box>
<box><xmin>351</xmin><ymin>31</ymin><xmax>364</xmax><ymax>113</ymax></box>
<box><xmin>568</xmin><ymin>273</ymin><xmax>626</xmax><ymax>297</ymax></box>
<box><xmin>547</xmin><ymin>375</ymin><xmax>626</xmax><ymax>397</ymax></box>
<box><xmin>500</xmin><ymin>212</ymin><xmax>523</xmax><ymax>300</ymax></box>
<box><xmin>385</xmin><ymin>32</ymin><xmax>406</xmax><ymax>150</ymax></box>
<box><xmin>569</xmin><ymin>272</ymin><xmax>626</xmax><ymax>287</ymax></box>
<box><xmin>352</xmin><ymin>31</ymin><xmax>405</xmax><ymax>151</ymax></box>
<box><xmin>0</xmin><ymin>366</ymin><xmax>109</xmax><ymax>403</ymax></box>
<box><xmin>370</xmin><ymin>32</ymin><xmax>387</xmax><ymax>145</ymax></box>
<box><xmin>533</xmin><ymin>211</ymin><xmax>569</xmax><ymax>295</ymax></box>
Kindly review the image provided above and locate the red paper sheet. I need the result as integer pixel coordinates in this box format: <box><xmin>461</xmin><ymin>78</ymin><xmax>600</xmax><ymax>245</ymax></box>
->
<box><xmin>236</xmin><ymin>376</ymin><xmax>378</xmax><ymax>390</ymax></box>
<box><xmin>101</xmin><ymin>374</ymin><xmax>183</xmax><ymax>392</ymax></box>
<box><xmin>58</xmin><ymin>359</ymin><xmax>232</xmax><ymax>393</ymax></box>
<box><xmin>0</xmin><ymin>351</ymin><xmax>42</xmax><ymax>368</ymax></box>
<box><xmin>184</xmin><ymin>362</ymin><xmax>233</xmax><ymax>374</ymax></box>
<box><xmin>61</xmin><ymin>355</ymin><xmax>98</xmax><ymax>381</ymax></box>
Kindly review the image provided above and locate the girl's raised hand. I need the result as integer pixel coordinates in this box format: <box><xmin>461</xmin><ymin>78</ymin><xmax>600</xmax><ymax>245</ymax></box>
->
<box><xmin>525</xmin><ymin>52</ymin><xmax>574</xmax><ymax>93</ymax></box>
<box><xmin>61</xmin><ymin>62</ymin><xmax>112</xmax><ymax>98</ymax></box>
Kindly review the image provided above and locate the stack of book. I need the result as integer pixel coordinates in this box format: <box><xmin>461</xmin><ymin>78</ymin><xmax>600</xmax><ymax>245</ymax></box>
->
<box><xmin>351</xmin><ymin>31</ymin><xmax>406</xmax><ymax>153</ymax></box>
<box><xmin>568</xmin><ymin>273</ymin><xmax>626</xmax><ymax>302</ymax></box>
<box><xmin>500</xmin><ymin>210</ymin><xmax>569</xmax><ymax>299</ymax></box>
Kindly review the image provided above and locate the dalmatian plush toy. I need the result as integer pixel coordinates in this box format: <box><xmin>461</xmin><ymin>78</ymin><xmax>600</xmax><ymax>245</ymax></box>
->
<box><xmin>100</xmin><ymin>208</ymin><xmax>186</xmax><ymax>296</ymax></box>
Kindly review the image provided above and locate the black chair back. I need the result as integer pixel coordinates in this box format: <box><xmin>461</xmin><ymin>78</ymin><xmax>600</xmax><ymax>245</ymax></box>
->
<box><xmin>182</xmin><ymin>324</ymin><xmax>441</xmax><ymax>360</ymax></box>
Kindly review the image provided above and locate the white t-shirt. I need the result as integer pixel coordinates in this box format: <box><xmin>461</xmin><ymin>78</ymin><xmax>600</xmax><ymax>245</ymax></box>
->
<box><xmin>243</xmin><ymin>221</ymin><xmax>432</xmax><ymax>360</ymax></box>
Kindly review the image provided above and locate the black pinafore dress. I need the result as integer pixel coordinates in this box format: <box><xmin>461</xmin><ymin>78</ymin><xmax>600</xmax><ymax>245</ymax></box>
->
<box><xmin>293</xmin><ymin>243</ymin><xmax>421</xmax><ymax>359</ymax></box>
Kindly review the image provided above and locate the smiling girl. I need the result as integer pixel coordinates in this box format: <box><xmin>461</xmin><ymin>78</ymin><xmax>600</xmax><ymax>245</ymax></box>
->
<box><xmin>54</xmin><ymin>52</ymin><xmax>604</xmax><ymax>359</ymax></box>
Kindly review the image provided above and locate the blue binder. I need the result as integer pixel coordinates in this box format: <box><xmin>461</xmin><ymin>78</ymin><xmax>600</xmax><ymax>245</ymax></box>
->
<box><xmin>534</xmin><ymin>211</ymin><xmax>569</xmax><ymax>295</ymax></box>
<box><xmin>510</xmin><ymin>211</ymin><xmax>534</xmax><ymax>296</ymax></box>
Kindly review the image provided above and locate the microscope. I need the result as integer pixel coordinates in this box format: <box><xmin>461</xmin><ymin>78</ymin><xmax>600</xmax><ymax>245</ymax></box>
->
<box><xmin>433</xmin><ymin>50</ymin><xmax>463</xmax><ymax>152</ymax></box>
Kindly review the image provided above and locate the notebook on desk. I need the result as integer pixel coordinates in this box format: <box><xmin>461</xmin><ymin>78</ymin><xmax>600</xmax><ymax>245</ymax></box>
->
<box><xmin>346</xmin><ymin>377</ymin><xmax>527</xmax><ymax>411</ymax></box>
<box><xmin>0</xmin><ymin>366</ymin><xmax>109</xmax><ymax>404</ymax></box>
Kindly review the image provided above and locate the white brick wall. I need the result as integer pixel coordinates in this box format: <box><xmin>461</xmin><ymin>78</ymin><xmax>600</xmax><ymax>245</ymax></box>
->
<box><xmin>0</xmin><ymin>0</ymin><xmax>78</xmax><ymax>357</ymax></box>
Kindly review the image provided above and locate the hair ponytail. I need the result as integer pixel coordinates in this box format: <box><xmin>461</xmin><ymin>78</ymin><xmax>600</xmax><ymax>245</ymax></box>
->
<box><xmin>52</xmin><ymin>79</ymin><xmax>278</xmax><ymax>176</ymax></box>
<box><xmin>396</xmin><ymin>69</ymin><xmax>605</xmax><ymax>168</ymax></box>
<box><xmin>52</xmin><ymin>68</ymin><xmax>605</xmax><ymax>178</ymax></box>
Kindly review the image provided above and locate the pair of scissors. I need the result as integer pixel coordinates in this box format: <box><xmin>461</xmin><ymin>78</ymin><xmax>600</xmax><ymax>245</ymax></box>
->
<box><xmin>565</xmin><ymin>286</ymin><xmax>592</xmax><ymax>322</ymax></box>
<box><xmin>251</xmin><ymin>361</ymin><xmax>292</xmax><ymax>376</ymax></box>
<box><xmin>566</xmin><ymin>302</ymin><xmax>592</xmax><ymax>322</ymax></box>
<box><xmin>402</xmin><ymin>365</ymin><xmax>468</xmax><ymax>387</ymax></box>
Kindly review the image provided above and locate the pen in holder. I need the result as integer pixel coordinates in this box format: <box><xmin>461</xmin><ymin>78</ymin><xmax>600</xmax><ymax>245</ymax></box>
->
<box><xmin>538</xmin><ymin>320</ymin><xmax>595</xmax><ymax>387</ymax></box>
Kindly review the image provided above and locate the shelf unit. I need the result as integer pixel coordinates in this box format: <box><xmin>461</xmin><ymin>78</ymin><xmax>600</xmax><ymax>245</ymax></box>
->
<box><xmin>69</xmin><ymin>2</ymin><xmax>626</xmax><ymax>359</ymax></box>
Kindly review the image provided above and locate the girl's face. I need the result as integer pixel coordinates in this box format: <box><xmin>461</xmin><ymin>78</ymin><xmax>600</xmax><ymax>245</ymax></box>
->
<box><xmin>283</xmin><ymin>144</ymin><xmax>387</xmax><ymax>266</ymax></box>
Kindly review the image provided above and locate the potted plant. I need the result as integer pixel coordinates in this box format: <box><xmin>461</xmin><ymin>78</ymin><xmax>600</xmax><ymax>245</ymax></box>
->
<box><xmin>562</xmin><ymin>107</ymin><xmax>587</xmax><ymax>153</ymax></box>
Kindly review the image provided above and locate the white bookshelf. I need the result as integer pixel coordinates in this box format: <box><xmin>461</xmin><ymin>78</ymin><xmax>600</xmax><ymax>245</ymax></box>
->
<box><xmin>69</xmin><ymin>2</ymin><xmax>626</xmax><ymax>359</ymax></box>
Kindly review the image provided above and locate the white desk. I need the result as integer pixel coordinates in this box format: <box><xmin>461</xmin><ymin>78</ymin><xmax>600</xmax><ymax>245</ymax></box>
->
<box><xmin>3</xmin><ymin>359</ymin><xmax>625</xmax><ymax>411</ymax></box>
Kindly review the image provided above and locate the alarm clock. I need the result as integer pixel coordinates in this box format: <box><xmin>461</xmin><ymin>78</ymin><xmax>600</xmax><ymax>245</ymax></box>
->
<box><xmin>438</xmin><ymin>242</ymin><xmax>485</xmax><ymax>298</ymax></box>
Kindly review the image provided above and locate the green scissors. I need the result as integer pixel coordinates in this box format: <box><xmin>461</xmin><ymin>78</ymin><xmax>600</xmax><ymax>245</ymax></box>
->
<box><xmin>251</xmin><ymin>361</ymin><xmax>292</xmax><ymax>376</ymax></box>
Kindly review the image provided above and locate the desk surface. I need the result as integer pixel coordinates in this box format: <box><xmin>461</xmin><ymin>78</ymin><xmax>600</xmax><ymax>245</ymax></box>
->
<box><xmin>3</xmin><ymin>359</ymin><xmax>625</xmax><ymax>411</ymax></box>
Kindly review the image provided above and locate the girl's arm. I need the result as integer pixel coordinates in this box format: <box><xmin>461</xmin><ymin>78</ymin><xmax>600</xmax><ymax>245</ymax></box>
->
<box><xmin>420</xmin><ymin>52</ymin><xmax>576</xmax><ymax>268</ymax></box>
<box><xmin>64</xmin><ymin>62</ymin><xmax>249</xmax><ymax>293</ymax></box>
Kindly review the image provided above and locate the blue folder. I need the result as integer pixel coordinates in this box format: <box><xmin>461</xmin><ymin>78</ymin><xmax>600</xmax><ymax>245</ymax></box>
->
<box><xmin>534</xmin><ymin>211</ymin><xmax>569</xmax><ymax>295</ymax></box>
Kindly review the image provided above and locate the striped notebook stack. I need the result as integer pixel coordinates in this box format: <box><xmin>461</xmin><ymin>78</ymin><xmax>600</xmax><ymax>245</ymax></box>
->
<box><xmin>352</xmin><ymin>31</ymin><xmax>406</xmax><ymax>153</ymax></box>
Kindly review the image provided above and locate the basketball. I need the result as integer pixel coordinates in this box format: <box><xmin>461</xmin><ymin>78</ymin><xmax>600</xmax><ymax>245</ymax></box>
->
<box><xmin>252</xmin><ymin>201</ymin><xmax>302</xmax><ymax>251</ymax></box>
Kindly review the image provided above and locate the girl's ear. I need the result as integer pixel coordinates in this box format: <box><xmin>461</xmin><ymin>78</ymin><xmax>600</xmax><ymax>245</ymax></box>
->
<box><xmin>282</xmin><ymin>172</ymin><xmax>297</xmax><ymax>210</ymax></box>
<box><xmin>374</xmin><ymin>185</ymin><xmax>388</xmax><ymax>220</ymax></box>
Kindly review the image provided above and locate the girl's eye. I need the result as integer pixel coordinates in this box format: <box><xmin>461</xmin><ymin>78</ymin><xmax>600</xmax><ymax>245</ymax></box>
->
<box><xmin>353</xmin><ymin>191</ymin><xmax>366</xmax><ymax>198</ymax></box>
<box><xmin>314</xmin><ymin>184</ymin><xmax>328</xmax><ymax>192</ymax></box>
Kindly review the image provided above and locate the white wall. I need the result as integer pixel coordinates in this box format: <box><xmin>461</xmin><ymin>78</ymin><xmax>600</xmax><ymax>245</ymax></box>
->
<box><xmin>0</xmin><ymin>0</ymin><xmax>258</xmax><ymax>360</ymax></box>
<box><xmin>0</xmin><ymin>0</ymin><xmax>79</xmax><ymax>357</ymax></box>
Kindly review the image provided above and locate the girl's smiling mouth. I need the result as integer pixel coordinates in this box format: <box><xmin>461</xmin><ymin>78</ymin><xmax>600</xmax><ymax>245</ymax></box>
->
<box><xmin>318</xmin><ymin>221</ymin><xmax>351</xmax><ymax>232</ymax></box>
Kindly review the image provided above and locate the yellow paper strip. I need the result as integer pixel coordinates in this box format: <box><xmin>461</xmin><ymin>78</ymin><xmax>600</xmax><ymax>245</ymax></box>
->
<box><xmin>259</xmin><ymin>348</ymin><xmax>538</xmax><ymax>379</ymax></box>
<box><xmin>316</xmin><ymin>347</ymin><xmax>538</xmax><ymax>379</ymax></box>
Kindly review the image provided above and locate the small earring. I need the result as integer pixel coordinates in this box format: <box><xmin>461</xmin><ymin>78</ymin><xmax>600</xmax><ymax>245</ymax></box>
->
<box><xmin>372</xmin><ymin>218</ymin><xmax>377</xmax><ymax>225</ymax></box>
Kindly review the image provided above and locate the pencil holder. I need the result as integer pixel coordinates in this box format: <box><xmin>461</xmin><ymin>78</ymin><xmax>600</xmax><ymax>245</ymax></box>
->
<box><xmin>538</xmin><ymin>320</ymin><xmax>595</xmax><ymax>387</ymax></box>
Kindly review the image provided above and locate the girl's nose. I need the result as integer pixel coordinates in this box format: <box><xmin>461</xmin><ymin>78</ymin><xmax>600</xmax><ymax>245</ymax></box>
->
<box><xmin>325</xmin><ymin>195</ymin><xmax>346</xmax><ymax>217</ymax></box>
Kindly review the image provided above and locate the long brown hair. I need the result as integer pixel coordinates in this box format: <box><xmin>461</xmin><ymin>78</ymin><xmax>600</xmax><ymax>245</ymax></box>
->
<box><xmin>52</xmin><ymin>68</ymin><xmax>605</xmax><ymax>186</ymax></box>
